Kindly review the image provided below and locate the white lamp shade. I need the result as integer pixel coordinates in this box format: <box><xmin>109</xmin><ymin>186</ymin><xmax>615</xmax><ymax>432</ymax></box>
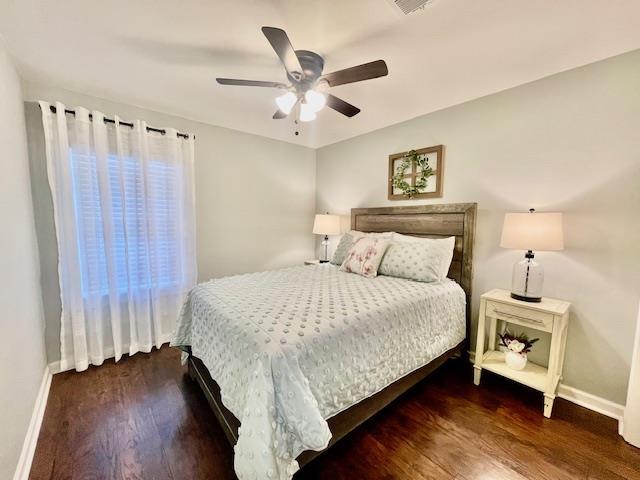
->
<box><xmin>275</xmin><ymin>92</ymin><xmax>297</xmax><ymax>115</ymax></box>
<box><xmin>313</xmin><ymin>214</ymin><xmax>341</xmax><ymax>235</ymax></box>
<box><xmin>304</xmin><ymin>90</ymin><xmax>326</xmax><ymax>113</ymax></box>
<box><xmin>500</xmin><ymin>211</ymin><xmax>564</xmax><ymax>251</ymax></box>
<box><xmin>299</xmin><ymin>102</ymin><xmax>317</xmax><ymax>122</ymax></box>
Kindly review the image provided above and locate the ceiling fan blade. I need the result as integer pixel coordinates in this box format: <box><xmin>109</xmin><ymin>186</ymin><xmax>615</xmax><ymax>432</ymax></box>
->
<box><xmin>326</xmin><ymin>94</ymin><xmax>361</xmax><ymax>117</ymax></box>
<box><xmin>273</xmin><ymin>109</ymin><xmax>288</xmax><ymax>119</ymax></box>
<box><xmin>216</xmin><ymin>78</ymin><xmax>286</xmax><ymax>88</ymax></box>
<box><xmin>321</xmin><ymin>60</ymin><xmax>388</xmax><ymax>87</ymax></box>
<box><xmin>261</xmin><ymin>27</ymin><xmax>303</xmax><ymax>81</ymax></box>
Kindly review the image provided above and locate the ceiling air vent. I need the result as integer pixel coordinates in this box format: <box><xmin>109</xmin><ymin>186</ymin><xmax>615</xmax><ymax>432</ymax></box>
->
<box><xmin>387</xmin><ymin>0</ymin><xmax>435</xmax><ymax>16</ymax></box>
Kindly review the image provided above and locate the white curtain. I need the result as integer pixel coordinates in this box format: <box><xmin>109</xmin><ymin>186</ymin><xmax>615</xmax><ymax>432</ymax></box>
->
<box><xmin>40</xmin><ymin>101</ymin><xmax>197</xmax><ymax>372</ymax></box>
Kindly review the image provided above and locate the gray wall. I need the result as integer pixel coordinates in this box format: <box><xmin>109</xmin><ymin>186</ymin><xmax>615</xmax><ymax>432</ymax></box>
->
<box><xmin>23</xmin><ymin>85</ymin><xmax>317</xmax><ymax>364</ymax></box>
<box><xmin>316</xmin><ymin>50</ymin><xmax>640</xmax><ymax>405</ymax></box>
<box><xmin>0</xmin><ymin>43</ymin><xmax>47</xmax><ymax>478</ymax></box>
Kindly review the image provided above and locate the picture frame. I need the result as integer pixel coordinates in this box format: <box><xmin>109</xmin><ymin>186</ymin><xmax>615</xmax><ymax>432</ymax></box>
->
<box><xmin>388</xmin><ymin>145</ymin><xmax>444</xmax><ymax>200</ymax></box>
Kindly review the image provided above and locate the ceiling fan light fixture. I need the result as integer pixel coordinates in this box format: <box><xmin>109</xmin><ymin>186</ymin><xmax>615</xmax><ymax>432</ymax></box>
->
<box><xmin>299</xmin><ymin>102</ymin><xmax>317</xmax><ymax>122</ymax></box>
<box><xmin>304</xmin><ymin>89</ymin><xmax>326</xmax><ymax>113</ymax></box>
<box><xmin>275</xmin><ymin>91</ymin><xmax>297</xmax><ymax>115</ymax></box>
<box><xmin>218</xmin><ymin>27</ymin><xmax>388</xmax><ymax>124</ymax></box>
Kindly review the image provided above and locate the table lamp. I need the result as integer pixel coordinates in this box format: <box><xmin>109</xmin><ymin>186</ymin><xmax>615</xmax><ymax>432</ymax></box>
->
<box><xmin>313</xmin><ymin>213</ymin><xmax>341</xmax><ymax>263</ymax></box>
<box><xmin>500</xmin><ymin>209</ymin><xmax>564</xmax><ymax>302</ymax></box>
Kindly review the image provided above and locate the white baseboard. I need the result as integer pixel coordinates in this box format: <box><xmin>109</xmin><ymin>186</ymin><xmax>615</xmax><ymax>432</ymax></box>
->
<box><xmin>49</xmin><ymin>334</ymin><xmax>173</xmax><ymax>374</ymax></box>
<box><xmin>468</xmin><ymin>350</ymin><xmax>625</xmax><ymax>435</ymax></box>
<box><xmin>557</xmin><ymin>384</ymin><xmax>625</xmax><ymax>435</ymax></box>
<box><xmin>13</xmin><ymin>366</ymin><xmax>52</xmax><ymax>480</ymax></box>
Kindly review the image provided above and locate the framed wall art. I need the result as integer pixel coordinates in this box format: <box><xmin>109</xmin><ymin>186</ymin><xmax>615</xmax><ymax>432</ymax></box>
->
<box><xmin>388</xmin><ymin>145</ymin><xmax>444</xmax><ymax>200</ymax></box>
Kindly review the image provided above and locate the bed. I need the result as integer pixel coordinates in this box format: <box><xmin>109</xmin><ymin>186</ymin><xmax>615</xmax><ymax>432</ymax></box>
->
<box><xmin>172</xmin><ymin>203</ymin><xmax>477</xmax><ymax>479</ymax></box>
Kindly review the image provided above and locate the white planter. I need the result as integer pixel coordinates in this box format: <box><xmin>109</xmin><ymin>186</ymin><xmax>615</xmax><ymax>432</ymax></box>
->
<box><xmin>505</xmin><ymin>351</ymin><xmax>528</xmax><ymax>370</ymax></box>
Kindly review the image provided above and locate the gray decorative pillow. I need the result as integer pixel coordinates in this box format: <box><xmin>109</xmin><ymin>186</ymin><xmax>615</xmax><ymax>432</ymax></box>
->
<box><xmin>331</xmin><ymin>232</ymin><xmax>362</xmax><ymax>265</ymax></box>
<box><xmin>378</xmin><ymin>237</ymin><xmax>455</xmax><ymax>283</ymax></box>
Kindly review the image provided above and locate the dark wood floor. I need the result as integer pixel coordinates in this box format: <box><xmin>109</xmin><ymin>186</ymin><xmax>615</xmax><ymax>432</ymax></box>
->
<box><xmin>30</xmin><ymin>346</ymin><xmax>640</xmax><ymax>480</ymax></box>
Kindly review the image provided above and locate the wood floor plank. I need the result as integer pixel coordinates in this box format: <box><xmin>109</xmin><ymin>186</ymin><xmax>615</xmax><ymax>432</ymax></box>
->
<box><xmin>395</xmin><ymin>407</ymin><xmax>530</xmax><ymax>480</ymax></box>
<box><xmin>412</xmin><ymin>383</ymin><xmax>582</xmax><ymax>479</ymax></box>
<box><xmin>30</xmin><ymin>346</ymin><xmax>640</xmax><ymax>480</ymax></box>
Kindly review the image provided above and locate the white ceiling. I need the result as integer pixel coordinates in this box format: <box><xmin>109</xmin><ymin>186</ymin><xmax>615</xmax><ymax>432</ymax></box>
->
<box><xmin>2</xmin><ymin>0</ymin><xmax>640</xmax><ymax>148</ymax></box>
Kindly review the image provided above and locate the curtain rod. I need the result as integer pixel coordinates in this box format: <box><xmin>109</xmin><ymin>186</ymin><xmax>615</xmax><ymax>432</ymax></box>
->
<box><xmin>46</xmin><ymin>105</ymin><xmax>192</xmax><ymax>139</ymax></box>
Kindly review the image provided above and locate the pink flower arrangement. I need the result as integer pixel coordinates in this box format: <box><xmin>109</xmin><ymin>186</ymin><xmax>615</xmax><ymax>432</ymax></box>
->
<box><xmin>498</xmin><ymin>330</ymin><xmax>539</xmax><ymax>355</ymax></box>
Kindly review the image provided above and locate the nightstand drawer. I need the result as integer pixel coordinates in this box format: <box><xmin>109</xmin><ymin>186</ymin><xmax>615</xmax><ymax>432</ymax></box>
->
<box><xmin>485</xmin><ymin>300</ymin><xmax>554</xmax><ymax>332</ymax></box>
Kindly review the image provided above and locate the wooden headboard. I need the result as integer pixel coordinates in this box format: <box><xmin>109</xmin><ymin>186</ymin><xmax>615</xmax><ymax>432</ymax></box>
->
<box><xmin>351</xmin><ymin>203</ymin><xmax>477</xmax><ymax>335</ymax></box>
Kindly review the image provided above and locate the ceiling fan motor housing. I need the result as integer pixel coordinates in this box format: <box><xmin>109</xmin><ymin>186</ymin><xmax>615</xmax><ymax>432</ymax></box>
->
<box><xmin>290</xmin><ymin>50</ymin><xmax>324</xmax><ymax>91</ymax></box>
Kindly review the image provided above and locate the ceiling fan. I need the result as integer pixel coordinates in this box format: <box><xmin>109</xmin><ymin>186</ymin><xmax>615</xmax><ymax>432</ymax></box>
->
<box><xmin>216</xmin><ymin>27</ymin><xmax>388</xmax><ymax>124</ymax></box>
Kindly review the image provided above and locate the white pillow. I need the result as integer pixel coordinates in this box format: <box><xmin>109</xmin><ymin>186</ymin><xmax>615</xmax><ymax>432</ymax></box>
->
<box><xmin>386</xmin><ymin>233</ymin><xmax>456</xmax><ymax>281</ymax></box>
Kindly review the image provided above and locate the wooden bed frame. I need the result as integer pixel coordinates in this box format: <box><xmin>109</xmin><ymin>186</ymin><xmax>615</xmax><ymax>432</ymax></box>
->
<box><xmin>187</xmin><ymin>203</ymin><xmax>477</xmax><ymax>468</ymax></box>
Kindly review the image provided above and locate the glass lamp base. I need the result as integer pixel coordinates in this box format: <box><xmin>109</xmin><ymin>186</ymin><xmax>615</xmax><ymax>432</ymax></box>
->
<box><xmin>511</xmin><ymin>254</ymin><xmax>543</xmax><ymax>303</ymax></box>
<box><xmin>321</xmin><ymin>236</ymin><xmax>329</xmax><ymax>262</ymax></box>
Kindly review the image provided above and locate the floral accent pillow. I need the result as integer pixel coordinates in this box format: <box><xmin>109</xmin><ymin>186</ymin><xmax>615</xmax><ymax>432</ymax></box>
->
<box><xmin>331</xmin><ymin>231</ymin><xmax>393</xmax><ymax>265</ymax></box>
<box><xmin>339</xmin><ymin>237</ymin><xmax>391</xmax><ymax>278</ymax></box>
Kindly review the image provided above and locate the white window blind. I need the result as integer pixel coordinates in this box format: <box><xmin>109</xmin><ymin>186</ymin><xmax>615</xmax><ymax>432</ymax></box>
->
<box><xmin>70</xmin><ymin>151</ymin><xmax>181</xmax><ymax>296</ymax></box>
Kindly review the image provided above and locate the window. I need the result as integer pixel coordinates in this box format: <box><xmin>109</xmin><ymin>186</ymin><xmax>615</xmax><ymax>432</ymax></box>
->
<box><xmin>70</xmin><ymin>150</ymin><xmax>180</xmax><ymax>296</ymax></box>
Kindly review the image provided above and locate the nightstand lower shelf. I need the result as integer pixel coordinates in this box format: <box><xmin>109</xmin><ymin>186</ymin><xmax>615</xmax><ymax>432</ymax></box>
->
<box><xmin>480</xmin><ymin>351</ymin><xmax>549</xmax><ymax>392</ymax></box>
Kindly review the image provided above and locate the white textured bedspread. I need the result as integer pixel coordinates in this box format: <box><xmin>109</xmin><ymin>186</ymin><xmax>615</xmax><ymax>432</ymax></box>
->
<box><xmin>171</xmin><ymin>264</ymin><xmax>465</xmax><ymax>480</ymax></box>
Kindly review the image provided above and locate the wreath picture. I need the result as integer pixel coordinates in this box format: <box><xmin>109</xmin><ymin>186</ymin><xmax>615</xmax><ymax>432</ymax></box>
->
<box><xmin>391</xmin><ymin>149</ymin><xmax>434</xmax><ymax>198</ymax></box>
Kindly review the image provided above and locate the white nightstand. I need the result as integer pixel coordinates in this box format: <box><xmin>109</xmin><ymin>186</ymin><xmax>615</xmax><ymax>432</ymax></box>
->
<box><xmin>473</xmin><ymin>288</ymin><xmax>570</xmax><ymax>418</ymax></box>
<box><xmin>304</xmin><ymin>259</ymin><xmax>321</xmax><ymax>265</ymax></box>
